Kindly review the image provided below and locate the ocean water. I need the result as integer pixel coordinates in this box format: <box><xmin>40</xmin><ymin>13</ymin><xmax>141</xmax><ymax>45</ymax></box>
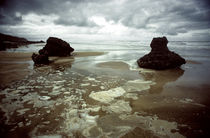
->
<box><xmin>7</xmin><ymin>40</ymin><xmax>210</xmax><ymax>67</ymax></box>
<box><xmin>7</xmin><ymin>40</ymin><xmax>210</xmax><ymax>56</ymax></box>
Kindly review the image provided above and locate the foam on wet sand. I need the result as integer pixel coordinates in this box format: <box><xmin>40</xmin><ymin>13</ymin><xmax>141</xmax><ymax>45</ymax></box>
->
<box><xmin>0</xmin><ymin>50</ymin><xmax>209</xmax><ymax>138</ymax></box>
<box><xmin>89</xmin><ymin>87</ymin><xmax>126</xmax><ymax>103</ymax></box>
<box><xmin>123</xmin><ymin>79</ymin><xmax>155</xmax><ymax>92</ymax></box>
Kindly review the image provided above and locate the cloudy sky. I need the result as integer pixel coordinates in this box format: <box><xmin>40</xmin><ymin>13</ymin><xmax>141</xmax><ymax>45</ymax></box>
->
<box><xmin>0</xmin><ymin>0</ymin><xmax>210</xmax><ymax>41</ymax></box>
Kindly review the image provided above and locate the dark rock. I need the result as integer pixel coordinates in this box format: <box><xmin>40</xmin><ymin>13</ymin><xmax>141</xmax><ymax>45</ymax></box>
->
<box><xmin>0</xmin><ymin>33</ymin><xmax>27</xmax><ymax>43</ymax></box>
<box><xmin>39</xmin><ymin>37</ymin><xmax>74</xmax><ymax>56</ymax></box>
<box><xmin>0</xmin><ymin>33</ymin><xmax>45</xmax><ymax>51</ymax></box>
<box><xmin>0</xmin><ymin>41</ymin><xmax>6</xmax><ymax>50</ymax></box>
<box><xmin>0</xmin><ymin>33</ymin><xmax>27</xmax><ymax>50</ymax></box>
<box><xmin>32</xmin><ymin>53</ymin><xmax>49</xmax><ymax>65</ymax></box>
<box><xmin>137</xmin><ymin>36</ymin><xmax>186</xmax><ymax>70</ymax></box>
<box><xmin>31</xmin><ymin>37</ymin><xmax>74</xmax><ymax>65</ymax></box>
<box><xmin>150</xmin><ymin>36</ymin><xmax>169</xmax><ymax>52</ymax></box>
<box><xmin>38</xmin><ymin>49</ymin><xmax>48</xmax><ymax>55</ymax></box>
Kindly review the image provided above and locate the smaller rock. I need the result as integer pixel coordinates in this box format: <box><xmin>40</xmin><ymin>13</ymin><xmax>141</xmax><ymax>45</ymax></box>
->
<box><xmin>32</xmin><ymin>53</ymin><xmax>49</xmax><ymax>65</ymax></box>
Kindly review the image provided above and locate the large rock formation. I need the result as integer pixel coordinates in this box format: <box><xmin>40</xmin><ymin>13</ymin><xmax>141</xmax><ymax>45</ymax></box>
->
<box><xmin>39</xmin><ymin>37</ymin><xmax>74</xmax><ymax>56</ymax></box>
<box><xmin>137</xmin><ymin>37</ymin><xmax>186</xmax><ymax>70</ymax></box>
<box><xmin>32</xmin><ymin>37</ymin><xmax>74</xmax><ymax>65</ymax></box>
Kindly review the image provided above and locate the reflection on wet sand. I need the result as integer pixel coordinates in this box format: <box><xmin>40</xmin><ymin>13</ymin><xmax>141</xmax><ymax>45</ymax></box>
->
<box><xmin>132</xmin><ymin>66</ymin><xmax>210</xmax><ymax>138</ymax></box>
<box><xmin>140</xmin><ymin>68</ymin><xmax>184</xmax><ymax>94</ymax></box>
<box><xmin>34</xmin><ymin>56</ymin><xmax>75</xmax><ymax>73</ymax></box>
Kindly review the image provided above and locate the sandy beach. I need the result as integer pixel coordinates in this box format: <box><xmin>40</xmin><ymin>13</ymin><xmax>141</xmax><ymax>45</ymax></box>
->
<box><xmin>0</xmin><ymin>50</ymin><xmax>210</xmax><ymax>138</ymax></box>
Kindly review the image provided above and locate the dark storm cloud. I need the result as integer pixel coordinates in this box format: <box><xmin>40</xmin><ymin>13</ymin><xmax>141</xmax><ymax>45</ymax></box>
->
<box><xmin>53</xmin><ymin>2</ymin><xmax>97</xmax><ymax>27</ymax></box>
<box><xmin>0</xmin><ymin>0</ymin><xmax>86</xmax><ymax>25</ymax></box>
<box><xmin>0</xmin><ymin>0</ymin><xmax>103</xmax><ymax>25</ymax></box>
<box><xmin>0</xmin><ymin>0</ymin><xmax>210</xmax><ymax>38</ymax></box>
<box><xmin>0</xmin><ymin>0</ymin><xmax>42</xmax><ymax>24</ymax></box>
<box><xmin>136</xmin><ymin>0</ymin><xmax>210</xmax><ymax>35</ymax></box>
<box><xmin>0</xmin><ymin>12</ymin><xmax>22</xmax><ymax>25</ymax></box>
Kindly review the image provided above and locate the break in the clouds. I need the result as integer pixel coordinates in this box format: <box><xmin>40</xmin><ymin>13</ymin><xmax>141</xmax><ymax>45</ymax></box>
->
<box><xmin>0</xmin><ymin>0</ymin><xmax>210</xmax><ymax>41</ymax></box>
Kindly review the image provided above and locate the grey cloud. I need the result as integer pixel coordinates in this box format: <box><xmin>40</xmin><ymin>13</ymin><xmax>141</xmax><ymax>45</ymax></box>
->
<box><xmin>53</xmin><ymin>2</ymin><xmax>96</xmax><ymax>27</ymax></box>
<box><xmin>142</xmin><ymin>0</ymin><xmax>210</xmax><ymax>35</ymax></box>
<box><xmin>0</xmin><ymin>0</ymin><xmax>43</xmax><ymax>25</ymax></box>
<box><xmin>0</xmin><ymin>13</ymin><xmax>22</xmax><ymax>25</ymax></box>
<box><xmin>0</xmin><ymin>0</ymin><xmax>85</xmax><ymax>24</ymax></box>
<box><xmin>52</xmin><ymin>0</ymin><xmax>112</xmax><ymax>27</ymax></box>
<box><xmin>54</xmin><ymin>16</ymin><xmax>94</xmax><ymax>27</ymax></box>
<box><xmin>0</xmin><ymin>0</ymin><xmax>106</xmax><ymax>26</ymax></box>
<box><xmin>167</xmin><ymin>1</ymin><xmax>210</xmax><ymax>23</ymax></box>
<box><xmin>156</xmin><ymin>25</ymin><xmax>188</xmax><ymax>36</ymax></box>
<box><xmin>191</xmin><ymin>32</ymin><xmax>210</xmax><ymax>41</ymax></box>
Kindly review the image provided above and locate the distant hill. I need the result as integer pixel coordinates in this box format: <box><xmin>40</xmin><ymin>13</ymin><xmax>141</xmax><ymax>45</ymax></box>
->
<box><xmin>0</xmin><ymin>33</ymin><xmax>44</xmax><ymax>50</ymax></box>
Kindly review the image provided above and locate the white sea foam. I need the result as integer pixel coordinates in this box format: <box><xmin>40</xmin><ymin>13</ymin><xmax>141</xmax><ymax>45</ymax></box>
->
<box><xmin>89</xmin><ymin>87</ymin><xmax>126</xmax><ymax>103</ymax></box>
<box><xmin>16</xmin><ymin>108</ymin><xmax>30</xmax><ymax>116</ymax></box>
<box><xmin>35</xmin><ymin>135</ymin><xmax>62</xmax><ymax>138</ymax></box>
<box><xmin>86</xmin><ymin>106</ymin><xmax>101</xmax><ymax>112</ymax></box>
<box><xmin>179</xmin><ymin>98</ymin><xmax>206</xmax><ymax>107</ymax></box>
<box><xmin>62</xmin><ymin>108</ymin><xmax>99</xmax><ymax>137</ymax></box>
<box><xmin>124</xmin><ymin>93</ymin><xmax>138</xmax><ymax>100</ymax></box>
<box><xmin>39</xmin><ymin>96</ymin><xmax>51</xmax><ymax>101</ymax></box>
<box><xmin>80</xmin><ymin>83</ymin><xmax>90</xmax><ymax>87</ymax></box>
<box><xmin>86</xmin><ymin>77</ymin><xmax>96</xmax><ymax>81</ymax></box>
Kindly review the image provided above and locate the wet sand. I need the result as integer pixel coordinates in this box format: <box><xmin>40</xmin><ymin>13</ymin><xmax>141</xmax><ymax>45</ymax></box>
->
<box><xmin>96</xmin><ymin>61</ymin><xmax>130</xmax><ymax>70</ymax></box>
<box><xmin>0</xmin><ymin>63</ymin><xmax>31</xmax><ymax>88</ymax></box>
<box><xmin>73</xmin><ymin>51</ymin><xmax>105</xmax><ymax>57</ymax></box>
<box><xmin>0</xmin><ymin>51</ymin><xmax>104</xmax><ymax>88</ymax></box>
<box><xmin>0</xmin><ymin>52</ymin><xmax>33</xmax><ymax>88</ymax></box>
<box><xmin>0</xmin><ymin>51</ymin><xmax>210</xmax><ymax>138</ymax></box>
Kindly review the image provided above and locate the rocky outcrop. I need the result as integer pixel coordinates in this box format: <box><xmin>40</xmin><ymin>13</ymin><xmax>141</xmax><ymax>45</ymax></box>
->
<box><xmin>32</xmin><ymin>37</ymin><xmax>74</xmax><ymax>65</ymax></box>
<box><xmin>137</xmin><ymin>37</ymin><xmax>186</xmax><ymax>70</ymax></box>
<box><xmin>39</xmin><ymin>37</ymin><xmax>74</xmax><ymax>56</ymax></box>
<box><xmin>0</xmin><ymin>33</ymin><xmax>44</xmax><ymax>50</ymax></box>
